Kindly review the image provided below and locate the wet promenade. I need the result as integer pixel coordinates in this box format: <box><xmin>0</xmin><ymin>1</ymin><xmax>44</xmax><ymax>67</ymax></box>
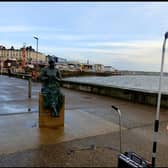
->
<box><xmin>0</xmin><ymin>75</ymin><xmax>168</xmax><ymax>167</ymax></box>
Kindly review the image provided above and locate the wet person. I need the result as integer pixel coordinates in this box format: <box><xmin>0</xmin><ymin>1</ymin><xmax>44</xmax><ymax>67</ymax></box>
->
<box><xmin>40</xmin><ymin>58</ymin><xmax>64</xmax><ymax>117</ymax></box>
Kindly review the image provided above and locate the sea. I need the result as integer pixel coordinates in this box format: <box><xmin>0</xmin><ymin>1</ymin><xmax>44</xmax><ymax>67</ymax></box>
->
<box><xmin>63</xmin><ymin>75</ymin><xmax>168</xmax><ymax>94</ymax></box>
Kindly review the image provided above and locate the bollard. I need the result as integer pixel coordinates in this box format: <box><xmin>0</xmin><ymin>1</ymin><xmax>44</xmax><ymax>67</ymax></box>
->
<box><xmin>28</xmin><ymin>76</ymin><xmax>32</xmax><ymax>112</ymax></box>
<box><xmin>28</xmin><ymin>101</ymin><xmax>31</xmax><ymax>112</ymax></box>
<box><xmin>28</xmin><ymin>77</ymin><xmax>32</xmax><ymax>99</ymax></box>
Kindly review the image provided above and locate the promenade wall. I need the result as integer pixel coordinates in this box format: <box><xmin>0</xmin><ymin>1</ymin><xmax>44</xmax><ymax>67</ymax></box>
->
<box><xmin>3</xmin><ymin>72</ymin><xmax>168</xmax><ymax>108</ymax></box>
<box><xmin>61</xmin><ymin>80</ymin><xmax>168</xmax><ymax>108</ymax></box>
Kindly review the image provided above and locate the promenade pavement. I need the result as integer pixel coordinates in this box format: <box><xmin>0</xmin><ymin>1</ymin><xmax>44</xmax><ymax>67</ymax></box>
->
<box><xmin>0</xmin><ymin>75</ymin><xmax>168</xmax><ymax>167</ymax></box>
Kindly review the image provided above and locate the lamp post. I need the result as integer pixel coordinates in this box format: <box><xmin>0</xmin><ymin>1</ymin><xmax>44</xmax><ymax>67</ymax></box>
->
<box><xmin>0</xmin><ymin>52</ymin><xmax>2</xmax><ymax>75</ymax></box>
<box><xmin>111</xmin><ymin>105</ymin><xmax>122</xmax><ymax>153</ymax></box>
<box><xmin>151</xmin><ymin>32</ymin><xmax>168</xmax><ymax>168</ymax></box>
<box><xmin>33</xmin><ymin>36</ymin><xmax>39</xmax><ymax>80</ymax></box>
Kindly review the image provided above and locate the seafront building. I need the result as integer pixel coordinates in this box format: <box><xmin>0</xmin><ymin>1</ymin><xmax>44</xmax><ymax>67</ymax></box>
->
<box><xmin>0</xmin><ymin>44</ymin><xmax>118</xmax><ymax>73</ymax></box>
<box><xmin>0</xmin><ymin>45</ymin><xmax>47</xmax><ymax>64</ymax></box>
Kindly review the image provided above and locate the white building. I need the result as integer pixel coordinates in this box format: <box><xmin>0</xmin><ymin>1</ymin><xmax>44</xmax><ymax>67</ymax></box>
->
<box><xmin>104</xmin><ymin>66</ymin><xmax>116</xmax><ymax>72</ymax></box>
<box><xmin>93</xmin><ymin>64</ymin><xmax>104</xmax><ymax>72</ymax></box>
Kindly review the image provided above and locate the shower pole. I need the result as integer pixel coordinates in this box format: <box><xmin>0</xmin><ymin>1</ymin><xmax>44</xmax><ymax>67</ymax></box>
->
<box><xmin>151</xmin><ymin>32</ymin><xmax>168</xmax><ymax>168</ymax></box>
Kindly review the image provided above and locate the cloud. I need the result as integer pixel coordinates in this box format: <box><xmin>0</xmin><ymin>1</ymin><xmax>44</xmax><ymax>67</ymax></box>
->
<box><xmin>40</xmin><ymin>46</ymin><xmax>127</xmax><ymax>55</ymax></box>
<box><xmin>73</xmin><ymin>40</ymin><xmax>164</xmax><ymax>65</ymax></box>
<box><xmin>0</xmin><ymin>26</ymin><xmax>31</xmax><ymax>32</ymax></box>
<box><xmin>40</xmin><ymin>38</ymin><xmax>165</xmax><ymax>68</ymax></box>
<box><xmin>41</xmin><ymin>34</ymin><xmax>98</xmax><ymax>41</ymax></box>
<box><xmin>40</xmin><ymin>33</ymin><xmax>118</xmax><ymax>41</ymax></box>
<box><xmin>86</xmin><ymin>40</ymin><xmax>162</xmax><ymax>48</ymax></box>
<box><xmin>0</xmin><ymin>25</ymin><xmax>63</xmax><ymax>33</ymax></box>
<box><xmin>1</xmin><ymin>38</ymin><xmax>167</xmax><ymax>72</ymax></box>
<box><xmin>1</xmin><ymin>36</ymin><xmax>165</xmax><ymax>72</ymax></box>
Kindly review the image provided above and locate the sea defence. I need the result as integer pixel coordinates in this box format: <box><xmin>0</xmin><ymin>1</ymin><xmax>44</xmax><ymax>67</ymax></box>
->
<box><xmin>61</xmin><ymin>79</ymin><xmax>168</xmax><ymax>108</ymax></box>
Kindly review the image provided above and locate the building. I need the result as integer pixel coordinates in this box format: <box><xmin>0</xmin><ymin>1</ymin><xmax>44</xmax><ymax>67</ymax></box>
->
<box><xmin>66</xmin><ymin>61</ymin><xmax>81</xmax><ymax>71</ymax></box>
<box><xmin>0</xmin><ymin>45</ymin><xmax>119</xmax><ymax>74</ymax></box>
<box><xmin>93</xmin><ymin>64</ymin><xmax>104</xmax><ymax>72</ymax></box>
<box><xmin>0</xmin><ymin>45</ymin><xmax>47</xmax><ymax>65</ymax></box>
<box><xmin>103</xmin><ymin>66</ymin><xmax>116</xmax><ymax>72</ymax></box>
<box><xmin>47</xmin><ymin>55</ymin><xmax>67</xmax><ymax>63</ymax></box>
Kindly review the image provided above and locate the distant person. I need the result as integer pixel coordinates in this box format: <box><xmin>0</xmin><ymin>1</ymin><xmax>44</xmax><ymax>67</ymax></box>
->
<box><xmin>40</xmin><ymin>58</ymin><xmax>64</xmax><ymax>117</ymax></box>
<box><xmin>8</xmin><ymin>68</ymin><xmax>11</xmax><ymax>76</ymax></box>
<box><xmin>32</xmin><ymin>68</ymin><xmax>37</xmax><ymax>81</ymax></box>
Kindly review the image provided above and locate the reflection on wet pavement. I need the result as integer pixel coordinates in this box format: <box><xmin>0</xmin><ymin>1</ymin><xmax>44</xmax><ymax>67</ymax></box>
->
<box><xmin>0</xmin><ymin>75</ymin><xmax>41</xmax><ymax>114</ymax></box>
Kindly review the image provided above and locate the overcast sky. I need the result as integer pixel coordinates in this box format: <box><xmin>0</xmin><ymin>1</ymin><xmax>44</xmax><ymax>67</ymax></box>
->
<box><xmin>1</xmin><ymin>2</ymin><xmax>168</xmax><ymax>72</ymax></box>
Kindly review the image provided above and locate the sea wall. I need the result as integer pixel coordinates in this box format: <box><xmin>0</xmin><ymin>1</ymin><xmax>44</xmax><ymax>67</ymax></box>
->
<box><xmin>61</xmin><ymin>71</ymin><xmax>121</xmax><ymax>78</ymax></box>
<box><xmin>61</xmin><ymin>80</ymin><xmax>168</xmax><ymax>108</ymax></box>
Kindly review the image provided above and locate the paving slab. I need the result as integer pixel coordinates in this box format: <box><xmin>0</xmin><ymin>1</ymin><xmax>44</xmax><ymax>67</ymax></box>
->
<box><xmin>0</xmin><ymin>109</ymin><xmax>125</xmax><ymax>155</ymax></box>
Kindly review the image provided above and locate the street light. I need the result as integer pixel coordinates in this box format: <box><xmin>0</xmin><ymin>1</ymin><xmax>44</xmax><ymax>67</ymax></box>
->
<box><xmin>33</xmin><ymin>36</ymin><xmax>39</xmax><ymax>80</ymax></box>
<box><xmin>111</xmin><ymin>105</ymin><xmax>122</xmax><ymax>153</ymax></box>
<box><xmin>0</xmin><ymin>52</ymin><xmax>2</xmax><ymax>75</ymax></box>
<box><xmin>151</xmin><ymin>32</ymin><xmax>168</xmax><ymax>168</ymax></box>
